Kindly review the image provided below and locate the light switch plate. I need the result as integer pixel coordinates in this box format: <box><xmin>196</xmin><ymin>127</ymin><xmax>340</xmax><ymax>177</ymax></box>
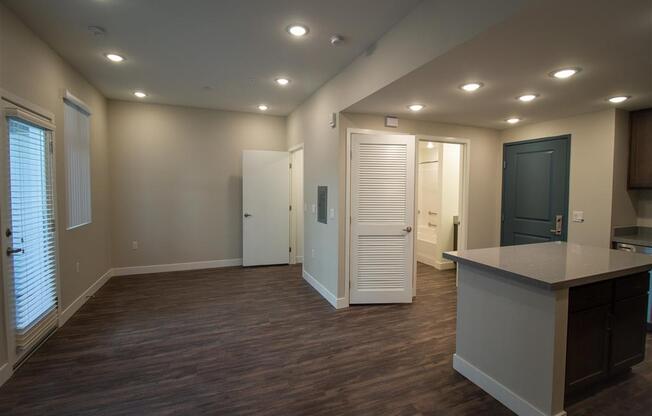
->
<box><xmin>311</xmin><ymin>204</ymin><xmax>316</xmax><ymax>213</ymax></box>
<box><xmin>572</xmin><ymin>211</ymin><xmax>584</xmax><ymax>223</ymax></box>
<box><xmin>329</xmin><ymin>208</ymin><xmax>335</xmax><ymax>219</ymax></box>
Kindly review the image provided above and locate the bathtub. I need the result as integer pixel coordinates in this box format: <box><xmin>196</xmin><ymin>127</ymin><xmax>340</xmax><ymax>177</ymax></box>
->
<box><xmin>416</xmin><ymin>223</ymin><xmax>438</xmax><ymax>268</ymax></box>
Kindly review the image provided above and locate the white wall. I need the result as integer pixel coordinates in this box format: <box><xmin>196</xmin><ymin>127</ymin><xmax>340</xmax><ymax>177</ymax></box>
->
<box><xmin>0</xmin><ymin>3</ymin><xmax>113</xmax><ymax>368</ymax></box>
<box><xmin>499</xmin><ymin>109</ymin><xmax>620</xmax><ymax>248</ymax></box>
<box><xmin>437</xmin><ymin>143</ymin><xmax>462</xmax><ymax>265</ymax></box>
<box><xmin>108</xmin><ymin>100</ymin><xmax>287</xmax><ymax>268</ymax></box>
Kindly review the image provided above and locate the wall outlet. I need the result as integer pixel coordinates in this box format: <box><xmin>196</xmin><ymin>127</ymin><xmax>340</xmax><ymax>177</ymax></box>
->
<box><xmin>132</xmin><ymin>241</ymin><xmax>139</xmax><ymax>250</ymax></box>
<box><xmin>572</xmin><ymin>211</ymin><xmax>585</xmax><ymax>223</ymax></box>
<box><xmin>75</xmin><ymin>261</ymin><xmax>80</xmax><ymax>273</ymax></box>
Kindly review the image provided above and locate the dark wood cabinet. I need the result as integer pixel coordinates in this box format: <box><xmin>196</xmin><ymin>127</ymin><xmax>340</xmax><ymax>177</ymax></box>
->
<box><xmin>610</xmin><ymin>294</ymin><xmax>648</xmax><ymax>373</ymax></box>
<box><xmin>566</xmin><ymin>305</ymin><xmax>611</xmax><ymax>392</ymax></box>
<box><xmin>565</xmin><ymin>273</ymin><xmax>649</xmax><ymax>396</ymax></box>
<box><xmin>628</xmin><ymin>108</ymin><xmax>652</xmax><ymax>188</ymax></box>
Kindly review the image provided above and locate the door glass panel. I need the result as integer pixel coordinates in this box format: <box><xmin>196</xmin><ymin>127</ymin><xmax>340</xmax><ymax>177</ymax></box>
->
<box><xmin>7</xmin><ymin>117</ymin><xmax>58</xmax><ymax>346</ymax></box>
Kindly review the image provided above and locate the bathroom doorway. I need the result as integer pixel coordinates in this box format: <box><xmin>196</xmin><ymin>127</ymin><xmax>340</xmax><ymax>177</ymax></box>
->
<box><xmin>416</xmin><ymin>138</ymin><xmax>467</xmax><ymax>270</ymax></box>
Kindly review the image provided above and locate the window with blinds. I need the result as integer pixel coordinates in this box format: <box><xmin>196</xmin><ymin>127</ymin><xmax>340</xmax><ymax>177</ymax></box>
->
<box><xmin>6</xmin><ymin>117</ymin><xmax>58</xmax><ymax>353</ymax></box>
<box><xmin>63</xmin><ymin>98</ymin><xmax>91</xmax><ymax>229</ymax></box>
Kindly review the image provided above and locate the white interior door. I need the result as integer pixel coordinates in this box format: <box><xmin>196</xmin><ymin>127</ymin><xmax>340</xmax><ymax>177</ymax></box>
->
<box><xmin>350</xmin><ymin>133</ymin><xmax>415</xmax><ymax>304</ymax></box>
<box><xmin>242</xmin><ymin>150</ymin><xmax>289</xmax><ymax>266</ymax></box>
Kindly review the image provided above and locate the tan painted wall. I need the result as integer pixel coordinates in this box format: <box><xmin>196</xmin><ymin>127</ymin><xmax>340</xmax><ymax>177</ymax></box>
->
<box><xmin>499</xmin><ymin>109</ymin><xmax>618</xmax><ymax>248</ymax></box>
<box><xmin>108</xmin><ymin>100</ymin><xmax>287</xmax><ymax>267</ymax></box>
<box><xmin>342</xmin><ymin>113</ymin><xmax>502</xmax><ymax>246</ymax></box>
<box><xmin>288</xmin><ymin>0</ymin><xmax>532</xmax><ymax>299</ymax></box>
<box><xmin>340</xmin><ymin>113</ymin><xmax>502</xmax><ymax>295</ymax></box>
<box><xmin>0</xmin><ymin>4</ymin><xmax>112</xmax><ymax>365</ymax></box>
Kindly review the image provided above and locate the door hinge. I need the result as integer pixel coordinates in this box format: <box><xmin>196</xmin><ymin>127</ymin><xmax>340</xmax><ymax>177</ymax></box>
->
<box><xmin>503</xmin><ymin>161</ymin><xmax>506</xmax><ymax>169</ymax></box>
<box><xmin>501</xmin><ymin>213</ymin><xmax>505</xmax><ymax>222</ymax></box>
<box><xmin>289</xmin><ymin>205</ymin><xmax>292</xmax><ymax>211</ymax></box>
<box><xmin>289</xmin><ymin>246</ymin><xmax>292</xmax><ymax>253</ymax></box>
<box><xmin>289</xmin><ymin>163</ymin><xmax>292</xmax><ymax>169</ymax></box>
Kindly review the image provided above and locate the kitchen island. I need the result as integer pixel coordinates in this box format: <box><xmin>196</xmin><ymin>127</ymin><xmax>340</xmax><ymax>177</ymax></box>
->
<box><xmin>443</xmin><ymin>242</ymin><xmax>652</xmax><ymax>416</ymax></box>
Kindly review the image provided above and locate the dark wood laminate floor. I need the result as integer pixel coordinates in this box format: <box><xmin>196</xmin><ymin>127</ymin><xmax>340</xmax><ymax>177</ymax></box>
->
<box><xmin>0</xmin><ymin>263</ymin><xmax>651</xmax><ymax>416</ymax></box>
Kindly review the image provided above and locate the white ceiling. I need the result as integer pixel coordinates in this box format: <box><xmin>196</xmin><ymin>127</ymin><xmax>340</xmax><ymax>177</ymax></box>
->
<box><xmin>347</xmin><ymin>0</ymin><xmax>652</xmax><ymax>129</ymax></box>
<box><xmin>2</xmin><ymin>0</ymin><xmax>421</xmax><ymax>115</ymax></box>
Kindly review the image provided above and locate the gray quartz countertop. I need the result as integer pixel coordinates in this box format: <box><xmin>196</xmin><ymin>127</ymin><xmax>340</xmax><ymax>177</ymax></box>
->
<box><xmin>612</xmin><ymin>226</ymin><xmax>652</xmax><ymax>247</ymax></box>
<box><xmin>443</xmin><ymin>242</ymin><xmax>652</xmax><ymax>290</ymax></box>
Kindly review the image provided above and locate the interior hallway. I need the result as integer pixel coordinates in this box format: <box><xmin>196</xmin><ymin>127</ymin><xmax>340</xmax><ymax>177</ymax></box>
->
<box><xmin>0</xmin><ymin>264</ymin><xmax>650</xmax><ymax>416</ymax></box>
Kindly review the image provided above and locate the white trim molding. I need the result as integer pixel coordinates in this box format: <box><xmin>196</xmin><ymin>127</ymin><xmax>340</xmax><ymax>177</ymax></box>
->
<box><xmin>302</xmin><ymin>269</ymin><xmax>347</xmax><ymax>309</ymax></box>
<box><xmin>113</xmin><ymin>258</ymin><xmax>242</xmax><ymax>277</ymax></box>
<box><xmin>453</xmin><ymin>354</ymin><xmax>567</xmax><ymax>416</ymax></box>
<box><xmin>59</xmin><ymin>268</ymin><xmax>114</xmax><ymax>326</ymax></box>
<box><xmin>0</xmin><ymin>362</ymin><xmax>11</xmax><ymax>387</ymax></box>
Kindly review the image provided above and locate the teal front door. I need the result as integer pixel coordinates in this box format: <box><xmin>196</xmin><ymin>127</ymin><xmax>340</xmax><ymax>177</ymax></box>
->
<box><xmin>501</xmin><ymin>135</ymin><xmax>570</xmax><ymax>246</ymax></box>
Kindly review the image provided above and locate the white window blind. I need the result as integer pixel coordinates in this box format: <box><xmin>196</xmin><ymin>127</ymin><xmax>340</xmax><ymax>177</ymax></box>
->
<box><xmin>7</xmin><ymin>117</ymin><xmax>58</xmax><ymax>353</ymax></box>
<box><xmin>63</xmin><ymin>97</ymin><xmax>91</xmax><ymax>229</ymax></box>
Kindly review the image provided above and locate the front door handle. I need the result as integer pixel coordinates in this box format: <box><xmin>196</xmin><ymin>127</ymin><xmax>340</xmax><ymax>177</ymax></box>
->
<box><xmin>403</xmin><ymin>226</ymin><xmax>413</xmax><ymax>233</ymax></box>
<box><xmin>6</xmin><ymin>247</ymin><xmax>23</xmax><ymax>256</ymax></box>
<box><xmin>549</xmin><ymin>214</ymin><xmax>563</xmax><ymax>236</ymax></box>
<box><xmin>244</xmin><ymin>213</ymin><xmax>252</xmax><ymax>218</ymax></box>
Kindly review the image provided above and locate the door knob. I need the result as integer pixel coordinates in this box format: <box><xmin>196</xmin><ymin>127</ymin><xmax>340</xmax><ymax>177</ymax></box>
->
<box><xmin>6</xmin><ymin>247</ymin><xmax>23</xmax><ymax>256</ymax></box>
<box><xmin>244</xmin><ymin>213</ymin><xmax>252</xmax><ymax>218</ymax></box>
<box><xmin>403</xmin><ymin>226</ymin><xmax>413</xmax><ymax>233</ymax></box>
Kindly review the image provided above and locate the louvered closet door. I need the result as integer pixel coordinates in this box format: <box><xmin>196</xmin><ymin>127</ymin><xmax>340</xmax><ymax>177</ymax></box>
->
<box><xmin>350</xmin><ymin>133</ymin><xmax>415</xmax><ymax>304</ymax></box>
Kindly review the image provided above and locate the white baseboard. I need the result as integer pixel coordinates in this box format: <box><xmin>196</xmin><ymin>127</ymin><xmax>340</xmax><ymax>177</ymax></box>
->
<box><xmin>417</xmin><ymin>254</ymin><xmax>456</xmax><ymax>270</ymax></box>
<box><xmin>0</xmin><ymin>362</ymin><xmax>12</xmax><ymax>387</ymax></box>
<box><xmin>113</xmin><ymin>258</ymin><xmax>242</xmax><ymax>277</ymax></box>
<box><xmin>59</xmin><ymin>268</ymin><xmax>114</xmax><ymax>326</ymax></box>
<box><xmin>434</xmin><ymin>259</ymin><xmax>456</xmax><ymax>271</ymax></box>
<box><xmin>453</xmin><ymin>354</ymin><xmax>566</xmax><ymax>416</ymax></box>
<box><xmin>302</xmin><ymin>269</ymin><xmax>347</xmax><ymax>309</ymax></box>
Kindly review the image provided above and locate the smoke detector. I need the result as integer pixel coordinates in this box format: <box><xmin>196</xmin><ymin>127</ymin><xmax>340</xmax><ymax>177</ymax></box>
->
<box><xmin>87</xmin><ymin>26</ymin><xmax>107</xmax><ymax>37</ymax></box>
<box><xmin>330</xmin><ymin>35</ymin><xmax>344</xmax><ymax>46</ymax></box>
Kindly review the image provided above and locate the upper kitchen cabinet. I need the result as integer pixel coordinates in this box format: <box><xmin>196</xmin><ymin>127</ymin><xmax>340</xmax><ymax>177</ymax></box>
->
<box><xmin>629</xmin><ymin>108</ymin><xmax>652</xmax><ymax>188</ymax></box>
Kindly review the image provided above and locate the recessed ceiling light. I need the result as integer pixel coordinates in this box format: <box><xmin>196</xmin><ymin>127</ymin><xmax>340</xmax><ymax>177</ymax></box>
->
<box><xmin>105</xmin><ymin>53</ymin><xmax>125</xmax><ymax>63</ymax></box>
<box><xmin>608</xmin><ymin>95</ymin><xmax>630</xmax><ymax>104</ymax></box>
<box><xmin>426</xmin><ymin>142</ymin><xmax>435</xmax><ymax>149</ymax></box>
<box><xmin>275</xmin><ymin>77</ymin><xmax>290</xmax><ymax>86</ymax></box>
<box><xmin>551</xmin><ymin>67</ymin><xmax>581</xmax><ymax>79</ymax></box>
<box><xmin>287</xmin><ymin>25</ymin><xmax>309</xmax><ymax>37</ymax></box>
<box><xmin>408</xmin><ymin>104</ymin><xmax>425</xmax><ymax>112</ymax></box>
<box><xmin>258</xmin><ymin>104</ymin><xmax>269</xmax><ymax>111</ymax></box>
<box><xmin>517</xmin><ymin>94</ymin><xmax>538</xmax><ymax>102</ymax></box>
<box><xmin>460</xmin><ymin>82</ymin><xmax>483</xmax><ymax>92</ymax></box>
<box><xmin>133</xmin><ymin>91</ymin><xmax>147</xmax><ymax>98</ymax></box>
<box><xmin>506</xmin><ymin>117</ymin><xmax>521</xmax><ymax>124</ymax></box>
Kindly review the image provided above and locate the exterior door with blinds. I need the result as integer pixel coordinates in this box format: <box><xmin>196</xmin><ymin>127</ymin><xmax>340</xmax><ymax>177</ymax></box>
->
<box><xmin>1</xmin><ymin>110</ymin><xmax>58</xmax><ymax>362</ymax></box>
<box><xmin>350</xmin><ymin>133</ymin><xmax>415</xmax><ymax>304</ymax></box>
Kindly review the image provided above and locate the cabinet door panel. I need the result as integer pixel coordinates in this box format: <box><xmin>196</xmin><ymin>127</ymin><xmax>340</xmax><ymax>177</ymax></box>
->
<box><xmin>629</xmin><ymin>109</ymin><xmax>652</xmax><ymax>188</ymax></box>
<box><xmin>610</xmin><ymin>294</ymin><xmax>648</xmax><ymax>373</ymax></box>
<box><xmin>565</xmin><ymin>305</ymin><xmax>610</xmax><ymax>394</ymax></box>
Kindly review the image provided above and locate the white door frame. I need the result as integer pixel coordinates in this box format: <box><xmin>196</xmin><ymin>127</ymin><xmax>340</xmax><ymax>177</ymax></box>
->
<box><xmin>0</xmin><ymin>89</ymin><xmax>62</xmax><ymax>370</ymax></box>
<box><xmin>289</xmin><ymin>143</ymin><xmax>303</xmax><ymax>265</ymax></box>
<box><xmin>417</xmin><ymin>135</ymin><xmax>471</xmax><ymax>254</ymax></box>
<box><xmin>345</xmin><ymin>128</ymin><xmax>416</xmax><ymax>306</ymax></box>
